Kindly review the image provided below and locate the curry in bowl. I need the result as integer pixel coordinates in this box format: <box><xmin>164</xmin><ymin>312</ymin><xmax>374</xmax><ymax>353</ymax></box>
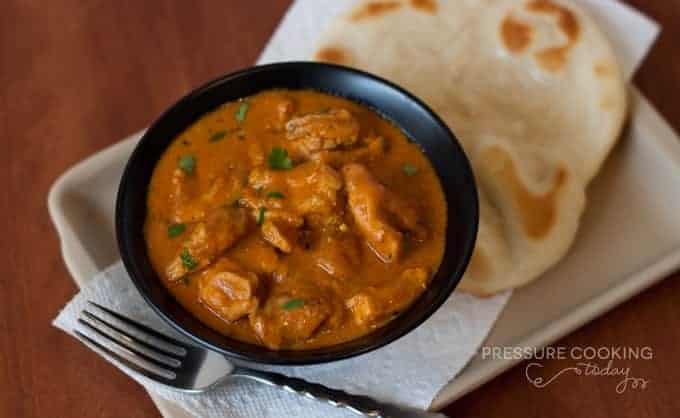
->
<box><xmin>144</xmin><ymin>89</ymin><xmax>447</xmax><ymax>350</ymax></box>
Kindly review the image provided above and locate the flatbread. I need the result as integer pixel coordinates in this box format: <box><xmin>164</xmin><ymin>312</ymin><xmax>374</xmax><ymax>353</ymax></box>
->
<box><xmin>314</xmin><ymin>0</ymin><xmax>626</xmax><ymax>295</ymax></box>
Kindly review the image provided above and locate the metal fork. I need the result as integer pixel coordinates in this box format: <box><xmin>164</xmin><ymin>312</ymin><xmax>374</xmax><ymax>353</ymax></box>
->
<box><xmin>74</xmin><ymin>301</ymin><xmax>445</xmax><ymax>418</ymax></box>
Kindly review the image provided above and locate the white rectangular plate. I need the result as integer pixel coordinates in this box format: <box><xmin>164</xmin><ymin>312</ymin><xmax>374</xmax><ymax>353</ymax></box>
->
<box><xmin>48</xmin><ymin>88</ymin><xmax>680</xmax><ymax>416</ymax></box>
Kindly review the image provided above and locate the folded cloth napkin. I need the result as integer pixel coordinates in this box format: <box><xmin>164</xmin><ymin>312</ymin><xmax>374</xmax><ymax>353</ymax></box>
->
<box><xmin>54</xmin><ymin>1</ymin><xmax>658</xmax><ymax>417</ymax></box>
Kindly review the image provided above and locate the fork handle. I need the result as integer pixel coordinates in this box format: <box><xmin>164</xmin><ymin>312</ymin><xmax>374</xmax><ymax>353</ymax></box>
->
<box><xmin>232</xmin><ymin>366</ymin><xmax>427</xmax><ymax>418</ymax></box>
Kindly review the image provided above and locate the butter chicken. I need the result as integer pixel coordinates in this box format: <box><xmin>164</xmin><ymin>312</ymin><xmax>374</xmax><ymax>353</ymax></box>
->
<box><xmin>145</xmin><ymin>90</ymin><xmax>447</xmax><ymax>350</ymax></box>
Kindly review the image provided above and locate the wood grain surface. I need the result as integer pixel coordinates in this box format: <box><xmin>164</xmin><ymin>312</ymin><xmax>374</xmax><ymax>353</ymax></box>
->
<box><xmin>1</xmin><ymin>1</ymin><xmax>679</xmax><ymax>417</ymax></box>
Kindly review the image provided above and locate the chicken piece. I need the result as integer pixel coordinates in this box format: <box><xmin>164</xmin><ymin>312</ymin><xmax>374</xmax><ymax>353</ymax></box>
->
<box><xmin>286</xmin><ymin>108</ymin><xmax>360</xmax><ymax>156</ymax></box>
<box><xmin>239</xmin><ymin>189</ymin><xmax>287</xmax><ymax>213</ymax></box>
<box><xmin>249</xmin><ymin>294</ymin><xmax>332</xmax><ymax>349</ymax></box>
<box><xmin>345</xmin><ymin>293</ymin><xmax>379</xmax><ymax>327</ymax></box>
<box><xmin>198</xmin><ymin>259</ymin><xmax>260</xmax><ymax>322</ymax></box>
<box><xmin>311</xmin><ymin>136</ymin><xmax>387</xmax><ymax>168</ymax></box>
<box><xmin>166</xmin><ymin>207</ymin><xmax>250</xmax><ymax>281</ymax></box>
<box><xmin>170</xmin><ymin>170</ymin><xmax>241</xmax><ymax>223</ymax></box>
<box><xmin>230</xmin><ymin>236</ymin><xmax>281</xmax><ymax>275</ymax></box>
<box><xmin>247</xmin><ymin>162</ymin><xmax>343</xmax><ymax>217</ymax></box>
<box><xmin>259</xmin><ymin>208</ymin><xmax>305</xmax><ymax>227</ymax></box>
<box><xmin>346</xmin><ymin>267</ymin><xmax>429</xmax><ymax>326</ymax></box>
<box><xmin>239</xmin><ymin>194</ymin><xmax>305</xmax><ymax>231</ymax></box>
<box><xmin>300</xmin><ymin>212</ymin><xmax>347</xmax><ymax>237</ymax></box>
<box><xmin>277</xmin><ymin>98</ymin><xmax>295</xmax><ymax>123</ymax></box>
<box><xmin>247</xmin><ymin>167</ymin><xmax>274</xmax><ymax>190</ymax></box>
<box><xmin>342</xmin><ymin>163</ymin><xmax>423</xmax><ymax>263</ymax></box>
<box><xmin>364</xmin><ymin>135</ymin><xmax>386</xmax><ymax>156</ymax></box>
<box><xmin>265</xmin><ymin>97</ymin><xmax>297</xmax><ymax>132</ymax></box>
<box><xmin>314</xmin><ymin>234</ymin><xmax>361</xmax><ymax>280</ymax></box>
<box><xmin>261</xmin><ymin>220</ymin><xmax>297</xmax><ymax>253</ymax></box>
<box><xmin>400</xmin><ymin>267</ymin><xmax>429</xmax><ymax>287</ymax></box>
<box><xmin>243</xmin><ymin>162</ymin><xmax>344</xmax><ymax>253</ymax></box>
<box><xmin>237</xmin><ymin>181</ymin><xmax>305</xmax><ymax>230</ymax></box>
<box><xmin>203</xmin><ymin>175</ymin><xmax>242</xmax><ymax>207</ymax></box>
<box><xmin>169</xmin><ymin>169</ymin><xmax>203</xmax><ymax>222</ymax></box>
<box><xmin>285</xmin><ymin>162</ymin><xmax>343</xmax><ymax>216</ymax></box>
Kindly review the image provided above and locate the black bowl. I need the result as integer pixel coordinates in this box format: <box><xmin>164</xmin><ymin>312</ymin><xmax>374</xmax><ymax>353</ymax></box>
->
<box><xmin>116</xmin><ymin>62</ymin><xmax>478</xmax><ymax>365</ymax></box>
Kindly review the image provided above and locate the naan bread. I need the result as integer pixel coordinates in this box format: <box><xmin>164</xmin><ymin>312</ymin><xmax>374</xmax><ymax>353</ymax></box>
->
<box><xmin>314</xmin><ymin>0</ymin><xmax>626</xmax><ymax>296</ymax></box>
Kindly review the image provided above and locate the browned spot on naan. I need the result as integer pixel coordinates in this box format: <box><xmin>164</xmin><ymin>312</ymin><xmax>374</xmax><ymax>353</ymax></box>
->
<box><xmin>351</xmin><ymin>1</ymin><xmax>402</xmax><ymax>21</ymax></box>
<box><xmin>527</xmin><ymin>0</ymin><xmax>579</xmax><ymax>40</ymax></box>
<box><xmin>501</xmin><ymin>16</ymin><xmax>533</xmax><ymax>52</ymax></box>
<box><xmin>535</xmin><ymin>47</ymin><xmax>568</xmax><ymax>71</ymax></box>
<box><xmin>315</xmin><ymin>47</ymin><xmax>352</xmax><ymax>65</ymax></box>
<box><xmin>481</xmin><ymin>147</ymin><xmax>567</xmax><ymax>239</ymax></box>
<box><xmin>410</xmin><ymin>0</ymin><xmax>437</xmax><ymax>13</ymax></box>
<box><xmin>526</xmin><ymin>0</ymin><xmax>581</xmax><ymax>72</ymax></box>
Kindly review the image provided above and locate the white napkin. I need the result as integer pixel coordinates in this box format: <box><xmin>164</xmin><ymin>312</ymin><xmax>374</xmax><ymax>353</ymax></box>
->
<box><xmin>56</xmin><ymin>262</ymin><xmax>498</xmax><ymax>417</ymax></box>
<box><xmin>54</xmin><ymin>1</ymin><xmax>658</xmax><ymax>417</ymax></box>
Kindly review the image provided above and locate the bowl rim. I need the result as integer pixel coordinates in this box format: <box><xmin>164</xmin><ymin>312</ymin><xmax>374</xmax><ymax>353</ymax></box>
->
<box><xmin>116</xmin><ymin>61</ymin><xmax>479</xmax><ymax>365</ymax></box>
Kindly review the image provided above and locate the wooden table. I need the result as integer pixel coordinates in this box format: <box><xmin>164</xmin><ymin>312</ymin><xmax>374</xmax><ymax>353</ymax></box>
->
<box><xmin>1</xmin><ymin>1</ymin><xmax>679</xmax><ymax>417</ymax></box>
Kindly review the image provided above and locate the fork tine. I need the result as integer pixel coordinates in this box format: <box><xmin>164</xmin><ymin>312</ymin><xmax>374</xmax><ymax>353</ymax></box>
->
<box><xmin>86</xmin><ymin>301</ymin><xmax>188</xmax><ymax>357</ymax></box>
<box><xmin>77</xmin><ymin>317</ymin><xmax>180</xmax><ymax>377</ymax></box>
<box><xmin>79</xmin><ymin>311</ymin><xmax>182</xmax><ymax>368</ymax></box>
<box><xmin>74</xmin><ymin>328</ymin><xmax>177</xmax><ymax>382</ymax></box>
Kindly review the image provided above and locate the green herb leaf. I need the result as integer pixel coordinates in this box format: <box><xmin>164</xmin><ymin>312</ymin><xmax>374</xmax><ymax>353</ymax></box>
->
<box><xmin>235</xmin><ymin>101</ymin><xmax>250</xmax><ymax>124</ymax></box>
<box><xmin>402</xmin><ymin>163</ymin><xmax>419</xmax><ymax>177</ymax></box>
<box><xmin>167</xmin><ymin>223</ymin><xmax>186</xmax><ymax>238</ymax></box>
<box><xmin>256</xmin><ymin>207</ymin><xmax>267</xmax><ymax>226</ymax></box>
<box><xmin>209</xmin><ymin>130</ymin><xmax>228</xmax><ymax>142</ymax></box>
<box><xmin>267</xmin><ymin>147</ymin><xmax>293</xmax><ymax>170</ymax></box>
<box><xmin>180</xmin><ymin>248</ymin><xmax>198</xmax><ymax>271</ymax></box>
<box><xmin>281</xmin><ymin>299</ymin><xmax>305</xmax><ymax>310</ymax></box>
<box><xmin>266</xmin><ymin>191</ymin><xmax>285</xmax><ymax>199</ymax></box>
<box><xmin>179</xmin><ymin>155</ymin><xmax>196</xmax><ymax>175</ymax></box>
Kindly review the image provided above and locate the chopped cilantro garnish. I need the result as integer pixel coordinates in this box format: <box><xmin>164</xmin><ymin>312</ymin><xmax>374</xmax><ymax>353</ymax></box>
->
<box><xmin>209</xmin><ymin>128</ymin><xmax>241</xmax><ymax>142</ymax></box>
<box><xmin>281</xmin><ymin>299</ymin><xmax>305</xmax><ymax>310</ymax></box>
<box><xmin>256</xmin><ymin>207</ymin><xmax>267</xmax><ymax>225</ymax></box>
<box><xmin>180</xmin><ymin>248</ymin><xmax>198</xmax><ymax>270</ymax></box>
<box><xmin>209</xmin><ymin>130</ymin><xmax>228</xmax><ymax>142</ymax></box>
<box><xmin>402</xmin><ymin>163</ymin><xmax>419</xmax><ymax>177</ymax></box>
<box><xmin>267</xmin><ymin>147</ymin><xmax>293</xmax><ymax>170</ymax></box>
<box><xmin>167</xmin><ymin>223</ymin><xmax>186</xmax><ymax>238</ymax></box>
<box><xmin>266</xmin><ymin>191</ymin><xmax>285</xmax><ymax>199</ymax></box>
<box><xmin>235</xmin><ymin>101</ymin><xmax>249</xmax><ymax>123</ymax></box>
<box><xmin>178</xmin><ymin>155</ymin><xmax>196</xmax><ymax>175</ymax></box>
